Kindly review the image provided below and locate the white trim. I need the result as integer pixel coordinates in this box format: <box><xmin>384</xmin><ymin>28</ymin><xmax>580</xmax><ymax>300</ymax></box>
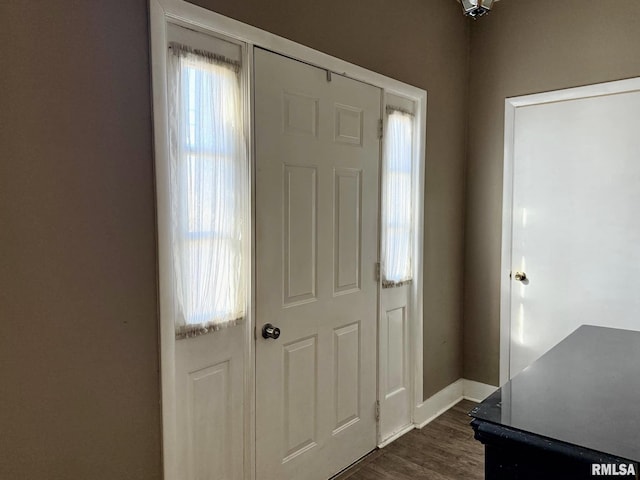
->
<box><xmin>413</xmin><ymin>379</ymin><xmax>464</xmax><ymax>428</ymax></box>
<box><xmin>156</xmin><ymin>0</ymin><xmax>425</xmax><ymax>99</ymax></box>
<box><xmin>411</xmin><ymin>87</ymin><xmax>427</xmax><ymax>427</ymax></box>
<box><xmin>499</xmin><ymin>77</ymin><xmax>640</xmax><ymax>386</ymax></box>
<box><xmin>377</xmin><ymin>423</ymin><xmax>415</xmax><ymax>449</ymax></box>
<box><xmin>244</xmin><ymin>41</ymin><xmax>256</xmax><ymax>480</ymax></box>
<box><xmin>507</xmin><ymin>77</ymin><xmax>640</xmax><ymax>107</ymax></box>
<box><xmin>149</xmin><ymin>2</ymin><xmax>177</xmax><ymax>479</ymax></box>
<box><xmin>463</xmin><ymin>379</ymin><xmax>498</xmax><ymax>403</ymax></box>
<box><xmin>499</xmin><ymin>96</ymin><xmax>515</xmax><ymax>387</ymax></box>
<box><xmin>413</xmin><ymin>378</ymin><xmax>498</xmax><ymax>429</ymax></box>
<box><xmin>151</xmin><ymin>2</ymin><xmax>427</xmax><ymax>479</ymax></box>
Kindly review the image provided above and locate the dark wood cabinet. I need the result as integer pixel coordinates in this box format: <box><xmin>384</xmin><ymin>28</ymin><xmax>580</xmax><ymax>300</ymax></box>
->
<box><xmin>469</xmin><ymin>325</ymin><xmax>640</xmax><ymax>480</ymax></box>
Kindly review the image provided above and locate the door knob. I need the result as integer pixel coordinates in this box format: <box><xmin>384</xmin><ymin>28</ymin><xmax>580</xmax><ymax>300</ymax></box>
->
<box><xmin>514</xmin><ymin>271</ymin><xmax>527</xmax><ymax>282</ymax></box>
<box><xmin>262</xmin><ymin>323</ymin><xmax>281</xmax><ymax>340</ymax></box>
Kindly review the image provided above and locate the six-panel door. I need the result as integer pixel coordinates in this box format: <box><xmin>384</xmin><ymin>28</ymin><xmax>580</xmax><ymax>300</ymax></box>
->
<box><xmin>254</xmin><ymin>48</ymin><xmax>381</xmax><ymax>480</ymax></box>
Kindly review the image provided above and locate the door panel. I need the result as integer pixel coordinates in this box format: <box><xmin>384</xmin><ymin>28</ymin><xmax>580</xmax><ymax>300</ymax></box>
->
<box><xmin>378</xmin><ymin>285</ymin><xmax>411</xmax><ymax>441</ymax></box>
<box><xmin>333</xmin><ymin>322</ymin><xmax>360</xmax><ymax>432</ymax></box>
<box><xmin>283</xmin><ymin>165</ymin><xmax>317</xmax><ymax>305</ymax></box>
<box><xmin>386</xmin><ymin>307</ymin><xmax>406</xmax><ymax>394</ymax></box>
<box><xmin>175</xmin><ymin>327</ymin><xmax>244</xmax><ymax>480</ymax></box>
<box><xmin>255</xmin><ymin>47</ymin><xmax>381</xmax><ymax>480</ymax></box>
<box><xmin>188</xmin><ymin>362</ymin><xmax>229</xmax><ymax>479</ymax></box>
<box><xmin>509</xmin><ymin>88</ymin><xmax>640</xmax><ymax>378</ymax></box>
<box><xmin>334</xmin><ymin>169</ymin><xmax>362</xmax><ymax>294</ymax></box>
<box><xmin>282</xmin><ymin>337</ymin><xmax>317</xmax><ymax>460</ymax></box>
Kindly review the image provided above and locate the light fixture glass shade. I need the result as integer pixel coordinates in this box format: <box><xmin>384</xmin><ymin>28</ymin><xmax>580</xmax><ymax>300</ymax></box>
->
<box><xmin>461</xmin><ymin>0</ymin><xmax>495</xmax><ymax>17</ymax></box>
<box><xmin>461</xmin><ymin>0</ymin><xmax>478</xmax><ymax>14</ymax></box>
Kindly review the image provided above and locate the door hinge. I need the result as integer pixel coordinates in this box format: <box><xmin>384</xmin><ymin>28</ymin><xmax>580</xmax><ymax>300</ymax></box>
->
<box><xmin>378</xmin><ymin>118</ymin><xmax>383</xmax><ymax>139</ymax></box>
<box><xmin>375</xmin><ymin>400</ymin><xmax>381</xmax><ymax>421</ymax></box>
<box><xmin>375</xmin><ymin>262</ymin><xmax>381</xmax><ymax>282</ymax></box>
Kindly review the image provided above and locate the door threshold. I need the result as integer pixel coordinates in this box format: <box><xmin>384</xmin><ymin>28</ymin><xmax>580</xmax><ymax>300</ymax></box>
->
<box><xmin>377</xmin><ymin>423</ymin><xmax>415</xmax><ymax>448</ymax></box>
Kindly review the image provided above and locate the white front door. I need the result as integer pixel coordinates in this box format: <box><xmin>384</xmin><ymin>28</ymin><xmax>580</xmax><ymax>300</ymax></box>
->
<box><xmin>506</xmin><ymin>81</ymin><xmax>640</xmax><ymax>379</ymax></box>
<box><xmin>254</xmin><ymin>48</ymin><xmax>381</xmax><ymax>480</ymax></box>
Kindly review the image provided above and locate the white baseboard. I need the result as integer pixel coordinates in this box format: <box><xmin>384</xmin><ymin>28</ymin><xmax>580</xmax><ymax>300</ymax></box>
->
<box><xmin>413</xmin><ymin>378</ymin><xmax>498</xmax><ymax>429</ymax></box>
<box><xmin>463</xmin><ymin>379</ymin><xmax>498</xmax><ymax>403</ymax></box>
<box><xmin>413</xmin><ymin>379</ymin><xmax>464</xmax><ymax>428</ymax></box>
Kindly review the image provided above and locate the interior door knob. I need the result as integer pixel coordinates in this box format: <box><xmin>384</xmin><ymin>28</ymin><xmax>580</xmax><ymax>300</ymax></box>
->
<box><xmin>262</xmin><ymin>323</ymin><xmax>281</xmax><ymax>340</ymax></box>
<box><xmin>514</xmin><ymin>271</ymin><xmax>527</xmax><ymax>282</ymax></box>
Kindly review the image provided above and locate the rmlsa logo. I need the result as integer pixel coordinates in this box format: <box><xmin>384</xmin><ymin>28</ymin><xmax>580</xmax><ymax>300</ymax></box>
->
<box><xmin>591</xmin><ymin>463</ymin><xmax>637</xmax><ymax>477</ymax></box>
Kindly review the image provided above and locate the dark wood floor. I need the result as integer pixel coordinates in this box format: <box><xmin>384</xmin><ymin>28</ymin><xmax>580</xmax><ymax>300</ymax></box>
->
<box><xmin>334</xmin><ymin>400</ymin><xmax>484</xmax><ymax>480</ymax></box>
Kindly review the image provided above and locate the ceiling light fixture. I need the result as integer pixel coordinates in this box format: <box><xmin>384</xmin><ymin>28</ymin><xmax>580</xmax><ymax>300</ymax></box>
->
<box><xmin>461</xmin><ymin>0</ymin><xmax>495</xmax><ymax>18</ymax></box>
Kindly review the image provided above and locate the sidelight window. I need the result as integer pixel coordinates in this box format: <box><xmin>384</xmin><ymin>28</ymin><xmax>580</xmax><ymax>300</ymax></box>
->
<box><xmin>167</xmin><ymin>41</ymin><xmax>248</xmax><ymax>338</ymax></box>
<box><xmin>381</xmin><ymin>106</ymin><xmax>415</xmax><ymax>288</ymax></box>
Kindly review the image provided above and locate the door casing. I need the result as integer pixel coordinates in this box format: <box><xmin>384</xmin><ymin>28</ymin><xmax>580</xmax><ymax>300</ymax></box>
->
<box><xmin>149</xmin><ymin>1</ymin><xmax>427</xmax><ymax>478</ymax></box>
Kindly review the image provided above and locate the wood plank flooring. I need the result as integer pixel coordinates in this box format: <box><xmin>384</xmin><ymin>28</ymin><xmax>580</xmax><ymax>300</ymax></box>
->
<box><xmin>334</xmin><ymin>400</ymin><xmax>484</xmax><ymax>480</ymax></box>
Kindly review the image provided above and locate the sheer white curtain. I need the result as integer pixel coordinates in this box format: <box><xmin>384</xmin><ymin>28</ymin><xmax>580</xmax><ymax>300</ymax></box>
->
<box><xmin>167</xmin><ymin>43</ymin><xmax>248</xmax><ymax>338</ymax></box>
<box><xmin>381</xmin><ymin>108</ymin><xmax>415</xmax><ymax>288</ymax></box>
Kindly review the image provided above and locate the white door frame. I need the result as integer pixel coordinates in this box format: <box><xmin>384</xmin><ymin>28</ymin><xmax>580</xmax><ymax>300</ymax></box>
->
<box><xmin>149</xmin><ymin>1</ymin><xmax>426</xmax><ymax>478</ymax></box>
<box><xmin>499</xmin><ymin>77</ymin><xmax>640</xmax><ymax>386</ymax></box>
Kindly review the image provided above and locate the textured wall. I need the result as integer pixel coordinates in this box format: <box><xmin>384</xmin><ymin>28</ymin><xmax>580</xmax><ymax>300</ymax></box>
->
<box><xmin>188</xmin><ymin>0</ymin><xmax>471</xmax><ymax>399</ymax></box>
<box><xmin>0</xmin><ymin>1</ymin><xmax>161</xmax><ymax>478</ymax></box>
<box><xmin>463</xmin><ymin>0</ymin><xmax>640</xmax><ymax>385</ymax></box>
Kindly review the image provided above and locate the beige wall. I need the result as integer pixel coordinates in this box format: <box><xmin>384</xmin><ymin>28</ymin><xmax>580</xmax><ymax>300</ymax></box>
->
<box><xmin>7</xmin><ymin>0</ymin><xmax>638</xmax><ymax>476</ymax></box>
<box><xmin>463</xmin><ymin>0</ymin><xmax>640</xmax><ymax>385</ymax></box>
<box><xmin>0</xmin><ymin>1</ymin><xmax>161</xmax><ymax>478</ymax></box>
<box><xmin>0</xmin><ymin>0</ymin><xmax>468</xmax><ymax>477</ymax></box>
<box><xmin>188</xmin><ymin>0</ymin><xmax>471</xmax><ymax>398</ymax></box>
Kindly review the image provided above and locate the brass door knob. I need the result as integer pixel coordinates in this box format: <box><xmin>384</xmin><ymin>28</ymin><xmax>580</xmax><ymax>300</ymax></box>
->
<box><xmin>514</xmin><ymin>271</ymin><xmax>527</xmax><ymax>282</ymax></box>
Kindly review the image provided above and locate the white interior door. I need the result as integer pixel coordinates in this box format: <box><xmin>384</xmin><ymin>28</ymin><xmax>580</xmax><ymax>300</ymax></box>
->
<box><xmin>254</xmin><ymin>48</ymin><xmax>381</xmax><ymax>480</ymax></box>
<box><xmin>507</xmin><ymin>81</ymin><xmax>640</xmax><ymax>379</ymax></box>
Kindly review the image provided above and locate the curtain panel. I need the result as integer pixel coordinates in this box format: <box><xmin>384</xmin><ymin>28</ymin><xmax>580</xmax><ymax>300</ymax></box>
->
<box><xmin>381</xmin><ymin>108</ymin><xmax>415</xmax><ymax>288</ymax></box>
<box><xmin>167</xmin><ymin>42</ymin><xmax>248</xmax><ymax>338</ymax></box>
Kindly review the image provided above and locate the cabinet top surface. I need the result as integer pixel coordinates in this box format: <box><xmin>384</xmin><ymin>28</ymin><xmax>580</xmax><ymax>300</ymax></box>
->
<box><xmin>470</xmin><ymin>325</ymin><xmax>640</xmax><ymax>462</ymax></box>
